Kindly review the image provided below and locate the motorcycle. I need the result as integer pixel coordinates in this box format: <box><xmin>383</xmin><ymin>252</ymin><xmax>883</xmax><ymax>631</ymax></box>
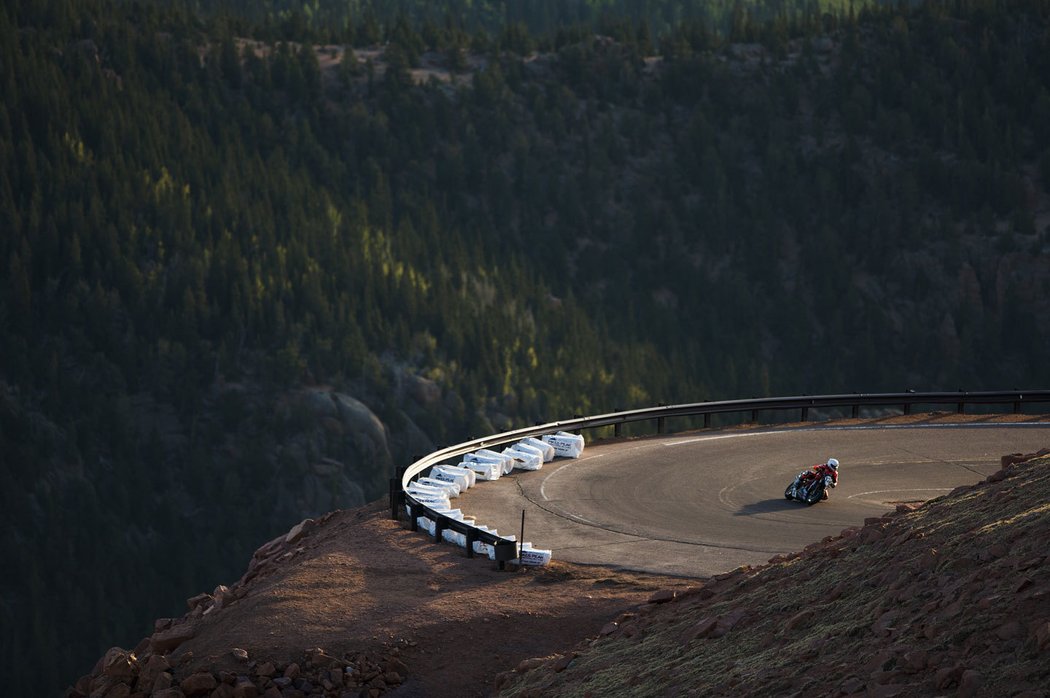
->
<box><xmin>784</xmin><ymin>470</ymin><xmax>832</xmax><ymax>505</ymax></box>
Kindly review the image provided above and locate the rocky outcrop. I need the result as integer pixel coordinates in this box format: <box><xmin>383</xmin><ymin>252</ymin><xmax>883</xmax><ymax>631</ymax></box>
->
<box><xmin>68</xmin><ymin>514</ymin><xmax>356</xmax><ymax>697</ymax></box>
<box><xmin>68</xmin><ymin>645</ymin><xmax>406</xmax><ymax>698</ymax></box>
<box><xmin>69</xmin><ymin>507</ymin><xmax>411</xmax><ymax>698</ymax></box>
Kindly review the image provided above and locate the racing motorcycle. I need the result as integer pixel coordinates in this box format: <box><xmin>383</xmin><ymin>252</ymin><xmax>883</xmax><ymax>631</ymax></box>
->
<box><xmin>784</xmin><ymin>470</ymin><xmax>832</xmax><ymax>505</ymax></box>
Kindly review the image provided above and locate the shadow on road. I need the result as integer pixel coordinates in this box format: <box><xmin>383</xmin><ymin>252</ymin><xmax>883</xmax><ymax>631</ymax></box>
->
<box><xmin>732</xmin><ymin>498</ymin><xmax>806</xmax><ymax>516</ymax></box>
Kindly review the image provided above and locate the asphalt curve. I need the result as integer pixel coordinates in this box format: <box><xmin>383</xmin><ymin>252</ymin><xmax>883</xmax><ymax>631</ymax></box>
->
<box><xmin>457</xmin><ymin>422</ymin><xmax>1050</xmax><ymax>577</ymax></box>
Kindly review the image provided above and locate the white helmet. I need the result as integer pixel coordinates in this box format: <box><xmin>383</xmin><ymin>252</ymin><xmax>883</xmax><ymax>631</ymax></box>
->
<box><xmin>827</xmin><ymin>458</ymin><xmax>839</xmax><ymax>470</ymax></box>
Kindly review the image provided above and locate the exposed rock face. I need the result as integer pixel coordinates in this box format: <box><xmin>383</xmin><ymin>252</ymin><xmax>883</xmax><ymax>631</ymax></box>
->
<box><xmin>288</xmin><ymin>388</ymin><xmax>403</xmax><ymax>515</ymax></box>
<box><xmin>69</xmin><ymin>644</ymin><xmax>405</xmax><ymax>698</ymax></box>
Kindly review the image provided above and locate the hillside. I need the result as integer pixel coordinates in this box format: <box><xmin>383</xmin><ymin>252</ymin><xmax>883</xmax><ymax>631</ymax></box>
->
<box><xmin>67</xmin><ymin>445</ymin><xmax>1050</xmax><ymax>697</ymax></box>
<box><xmin>498</xmin><ymin>450</ymin><xmax>1050</xmax><ymax>697</ymax></box>
<box><xmin>4</xmin><ymin>1</ymin><xmax>1050</xmax><ymax>694</ymax></box>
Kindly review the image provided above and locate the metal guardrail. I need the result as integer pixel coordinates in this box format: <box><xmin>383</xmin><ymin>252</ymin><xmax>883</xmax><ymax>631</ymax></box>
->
<box><xmin>390</xmin><ymin>390</ymin><xmax>1050</xmax><ymax>562</ymax></box>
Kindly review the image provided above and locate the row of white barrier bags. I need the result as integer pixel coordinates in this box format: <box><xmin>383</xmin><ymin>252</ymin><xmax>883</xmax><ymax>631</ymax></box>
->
<box><xmin>413</xmin><ymin>515</ymin><xmax>553</xmax><ymax>566</ymax></box>
<box><xmin>404</xmin><ymin>432</ymin><xmax>585</xmax><ymax>566</ymax></box>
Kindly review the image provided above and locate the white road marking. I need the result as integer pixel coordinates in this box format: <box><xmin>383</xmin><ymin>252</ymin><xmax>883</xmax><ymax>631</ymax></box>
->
<box><xmin>847</xmin><ymin>487</ymin><xmax>954</xmax><ymax>499</ymax></box>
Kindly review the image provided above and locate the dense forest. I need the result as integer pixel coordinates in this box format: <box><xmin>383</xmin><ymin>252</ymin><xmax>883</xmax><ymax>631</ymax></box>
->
<box><xmin>2</xmin><ymin>0</ymin><xmax>1049</xmax><ymax>693</ymax></box>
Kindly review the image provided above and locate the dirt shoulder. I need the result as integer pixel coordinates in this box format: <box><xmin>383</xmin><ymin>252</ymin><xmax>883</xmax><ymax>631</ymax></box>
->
<box><xmin>71</xmin><ymin>500</ymin><xmax>698</xmax><ymax>698</ymax></box>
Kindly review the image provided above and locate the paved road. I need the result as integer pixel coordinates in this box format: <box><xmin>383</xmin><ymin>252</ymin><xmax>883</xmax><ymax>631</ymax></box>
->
<box><xmin>457</xmin><ymin>422</ymin><xmax>1050</xmax><ymax>577</ymax></box>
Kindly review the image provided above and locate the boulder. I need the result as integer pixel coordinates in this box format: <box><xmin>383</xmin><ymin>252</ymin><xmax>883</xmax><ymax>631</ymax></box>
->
<box><xmin>101</xmin><ymin>648</ymin><xmax>135</xmax><ymax>680</ymax></box>
<box><xmin>783</xmin><ymin>609</ymin><xmax>815</xmax><ymax>633</ymax></box>
<box><xmin>186</xmin><ymin>593</ymin><xmax>212</xmax><ymax>611</ymax></box>
<box><xmin>231</xmin><ymin>678</ymin><xmax>258</xmax><ymax>698</ymax></box>
<box><xmin>135</xmin><ymin>655</ymin><xmax>170</xmax><ymax>692</ymax></box>
<box><xmin>957</xmin><ymin>669</ymin><xmax>982</xmax><ymax>698</ymax></box>
<box><xmin>933</xmin><ymin>664</ymin><xmax>962</xmax><ymax>690</ymax></box>
<box><xmin>551</xmin><ymin>654</ymin><xmax>575</xmax><ymax>673</ymax></box>
<box><xmin>179</xmin><ymin>672</ymin><xmax>216</xmax><ymax>695</ymax></box>
<box><xmin>152</xmin><ymin>672</ymin><xmax>173</xmax><ymax>693</ymax></box>
<box><xmin>150</xmin><ymin>622</ymin><xmax>198</xmax><ymax>654</ymax></box>
<box><xmin>1033</xmin><ymin>621</ymin><xmax>1050</xmax><ymax>650</ymax></box>
<box><xmin>284</xmin><ymin>519</ymin><xmax>312</xmax><ymax>545</ymax></box>
<box><xmin>680</xmin><ymin>617</ymin><xmax>718</xmax><ymax>643</ymax></box>
<box><xmin>100</xmin><ymin>683</ymin><xmax>130</xmax><ymax>698</ymax></box>
<box><xmin>152</xmin><ymin>690</ymin><xmax>185</xmax><ymax>698</ymax></box>
<box><xmin>515</xmin><ymin>658</ymin><xmax>546</xmax><ymax>673</ymax></box>
<box><xmin>996</xmin><ymin>620</ymin><xmax>1022</xmax><ymax>640</ymax></box>
<box><xmin>902</xmin><ymin>649</ymin><xmax>927</xmax><ymax>672</ymax></box>
<box><xmin>407</xmin><ymin>374</ymin><xmax>441</xmax><ymax>406</ymax></box>
<box><xmin>305</xmin><ymin>648</ymin><xmax>340</xmax><ymax>668</ymax></box>
<box><xmin>647</xmin><ymin>589</ymin><xmax>676</xmax><ymax>604</ymax></box>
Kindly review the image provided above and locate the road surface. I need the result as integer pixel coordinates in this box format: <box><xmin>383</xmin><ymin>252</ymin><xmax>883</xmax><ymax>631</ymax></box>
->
<box><xmin>456</xmin><ymin>420</ymin><xmax>1050</xmax><ymax>576</ymax></box>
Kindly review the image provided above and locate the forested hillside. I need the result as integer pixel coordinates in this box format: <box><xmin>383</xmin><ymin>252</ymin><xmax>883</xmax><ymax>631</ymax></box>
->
<box><xmin>2</xmin><ymin>0</ymin><xmax>1049</xmax><ymax>694</ymax></box>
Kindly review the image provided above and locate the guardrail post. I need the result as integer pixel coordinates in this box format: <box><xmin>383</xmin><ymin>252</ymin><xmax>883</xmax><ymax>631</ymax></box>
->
<box><xmin>465</xmin><ymin>528</ymin><xmax>477</xmax><ymax>558</ymax></box>
<box><xmin>493</xmin><ymin>541</ymin><xmax>517</xmax><ymax>570</ymax></box>
<box><xmin>657</xmin><ymin>416</ymin><xmax>666</xmax><ymax>434</ymax></box>
<box><xmin>408</xmin><ymin>503</ymin><xmax>419</xmax><ymax>532</ymax></box>
<box><xmin>751</xmin><ymin>409</ymin><xmax>759</xmax><ymax>423</ymax></box>
<box><xmin>704</xmin><ymin>413</ymin><xmax>711</xmax><ymax>428</ymax></box>
<box><xmin>801</xmin><ymin>407</ymin><xmax>808</xmax><ymax>422</ymax></box>
<box><xmin>389</xmin><ymin>466</ymin><xmax>407</xmax><ymax>520</ymax></box>
<box><xmin>614</xmin><ymin>421</ymin><xmax>622</xmax><ymax>438</ymax></box>
<box><xmin>852</xmin><ymin>404</ymin><xmax>859</xmax><ymax>419</ymax></box>
<box><xmin>433</xmin><ymin>516</ymin><xmax>445</xmax><ymax>544</ymax></box>
<box><xmin>1013</xmin><ymin>400</ymin><xmax>1021</xmax><ymax>413</ymax></box>
<box><xmin>390</xmin><ymin>486</ymin><xmax>405</xmax><ymax>521</ymax></box>
<box><xmin>903</xmin><ymin>403</ymin><xmax>912</xmax><ymax>415</ymax></box>
<box><xmin>956</xmin><ymin>401</ymin><xmax>964</xmax><ymax>414</ymax></box>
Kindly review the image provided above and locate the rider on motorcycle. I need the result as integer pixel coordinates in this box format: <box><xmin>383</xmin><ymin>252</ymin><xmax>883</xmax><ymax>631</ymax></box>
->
<box><xmin>794</xmin><ymin>458</ymin><xmax>839</xmax><ymax>499</ymax></box>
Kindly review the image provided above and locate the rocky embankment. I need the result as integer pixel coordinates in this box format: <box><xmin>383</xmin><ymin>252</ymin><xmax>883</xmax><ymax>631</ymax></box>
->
<box><xmin>66</xmin><ymin>496</ymin><xmax>694</xmax><ymax>698</ymax></box>
<box><xmin>498</xmin><ymin>449</ymin><xmax>1050</xmax><ymax>697</ymax></box>
<box><xmin>67</xmin><ymin>512</ymin><xmax>414</xmax><ymax>698</ymax></box>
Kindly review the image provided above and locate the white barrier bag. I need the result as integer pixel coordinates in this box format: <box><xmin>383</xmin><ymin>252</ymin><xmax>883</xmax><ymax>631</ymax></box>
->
<box><xmin>476</xmin><ymin>448</ymin><xmax>515</xmax><ymax>475</ymax></box>
<box><xmin>514</xmin><ymin>440</ymin><xmax>545</xmax><ymax>461</ymax></box>
<box><xmin>430</xmin><ymin>466</ymin><xmax>470</xmax><ymax>491</ymax></box>
<box><xmin>406</xmin><ymin>495</ymin><xmax>450</xmax><ymax>510</ymax></box>
<box><xmin>505</xmin><ymin>446</ymin><xmax>542</xmax><ymax>470</ymax></box>
<box><xmin>522</xmin><ymin>437</ymin><xmax>555</xmax><ymax>462</ymax></box>
<box><xmin>459</xmin><ymin>459</ymin><xmax>501</xmax><ymax>481</ymax></box>
<box><xmin>500</xmin><ymin>448</ymin><xmax>532</xmax><ymax>471</ymax></box>
<box><xmin>557</xmin><ymin>431</ymin><xmax>585</xmax><ymax>449</ymax></box>
<box><xmin>442</xmin><ymin>528</ymin><xmax>468</xmax><ymax>547</ymax></box>
<box><xmin>417</xmin><ymin>477</ymin><xmax>460</xmax><ymax>497</ymax></box>
<box><xmin>542</xmin><ymin>432</ymin><xmax>584</xmax><ymax>458</ymax></box>
<box><xmin>471</xmin><ymin>525</ymin><xmax>497</xmax><ymax>557</ymax></box>
<box><xmin>520</xmin><ymin>542</ymin><xmax>553</xmax><ymax>566</ymax></box>
<box><xmin>465</xmin><ymin>452</ymin><xmax>508</xmax><ymax>476</ymax></box>
<box><xmin>435</xmin><ymin>464</ymin><xmax>476</xmax><ymax>488</ymax></box>
<box><xmin>407</xmin><ymin>482</ymin><xmax>454</xmax><ymax>499</ymax></box>
<box><xmin>416</xmin><ymin>516</ymin><xmax>436</xmax><ymax>535</ymax></box>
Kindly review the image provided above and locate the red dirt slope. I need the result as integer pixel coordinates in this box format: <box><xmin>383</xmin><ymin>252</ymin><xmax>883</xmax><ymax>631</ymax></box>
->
<box><xmin>497</xmin><ymin>450</ymin><xmax>1050</xmax><ymax>697</ymax></box>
